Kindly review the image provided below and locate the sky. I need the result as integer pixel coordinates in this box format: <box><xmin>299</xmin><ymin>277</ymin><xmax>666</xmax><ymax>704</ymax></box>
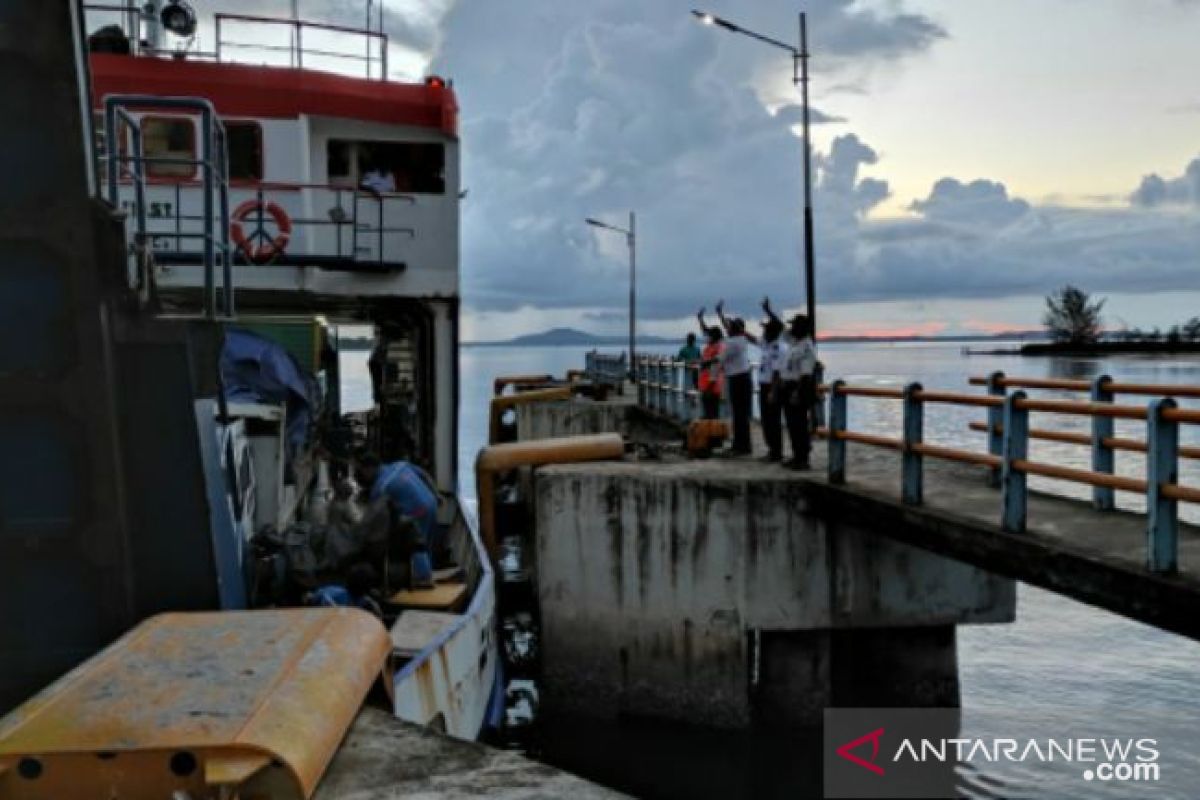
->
<box><xmin>184</xmin><ymin>1</ymin><xmax>1200</xmax><ymax>340</ymax></box>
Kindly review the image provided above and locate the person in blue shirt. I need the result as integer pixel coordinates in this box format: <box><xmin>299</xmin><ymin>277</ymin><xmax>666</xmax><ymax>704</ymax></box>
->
<box><xmin>354</xmin><ymin>454</ymin><xmax>441</xmax><ymax>581</ymax></box>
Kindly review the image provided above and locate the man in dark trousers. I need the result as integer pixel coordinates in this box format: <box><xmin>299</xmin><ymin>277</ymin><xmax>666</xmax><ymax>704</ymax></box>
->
<box><xmin>757</xmin><ymin>298</ymin><xmax>786</xmax><ymax>462</ymax></box>
<box><xmin>715</xmin><ymin>300</ymin><xmax>756</xmax><ymax>456</ymax></box>
<box><xmin>781</xmin><ymin>314</ymin><xmax>816</xmax><ymax>469</ymax></box>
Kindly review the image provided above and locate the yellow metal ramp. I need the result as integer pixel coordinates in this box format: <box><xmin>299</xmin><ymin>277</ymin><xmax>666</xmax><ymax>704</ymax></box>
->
<box><xmin>0</xmin><ymin>608</ymin><xmax>391</xmax><ymax>799</ymax></box>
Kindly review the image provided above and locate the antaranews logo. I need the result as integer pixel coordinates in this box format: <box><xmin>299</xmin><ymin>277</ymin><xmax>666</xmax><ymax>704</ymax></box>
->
<box><xmin>824</xmin><ymin>709</ymin><xmax>1163</xmax><ymax>799</ymax></box>
<box><xmin>836</xmin><ymin>727</ymin><xmax>886</xmax><ymax>776</ymax></box>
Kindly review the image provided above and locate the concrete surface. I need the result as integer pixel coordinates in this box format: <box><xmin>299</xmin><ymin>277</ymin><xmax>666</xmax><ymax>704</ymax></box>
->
<box><xmin>317</xmin><ymin>707</ymin><xmax>625</xmax><ymax>799</ymax></box>
<box><xmin>533</xmin><ymin>456</ymin><xmax>1013</xmax><ymax>727</ymax></box>
<box><xmin>529</xmin><ymin>392</ymin><xmax>1200</xmax><ymax>640</ymax></box>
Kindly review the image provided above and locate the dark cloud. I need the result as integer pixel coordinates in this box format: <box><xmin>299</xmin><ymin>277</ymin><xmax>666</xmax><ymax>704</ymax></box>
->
<box><xmin>439</xmin><ymin>1</ymin><xmax>944</xmax><ymax>319</ymax></box>
<box><xmin>1130</xmin><ymin>158</ymin><xmax>1200</xmax><ymax>207</ymax></box>
<box><xmin>909</xmin><ymin>178</ymin><xmax>1030</xmax><ymax>227</ymax></box>
<box><xmin>431</xmin><ymin>2</ymin><xmax>1200</xmax><ymax>321</ymax></box>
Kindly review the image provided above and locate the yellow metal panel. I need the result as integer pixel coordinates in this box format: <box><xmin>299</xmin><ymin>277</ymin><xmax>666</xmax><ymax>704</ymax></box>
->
<box><xmin>0</xmin><ymin>608</ymin><xmax>390</xmax><ymax>799</ymax></box>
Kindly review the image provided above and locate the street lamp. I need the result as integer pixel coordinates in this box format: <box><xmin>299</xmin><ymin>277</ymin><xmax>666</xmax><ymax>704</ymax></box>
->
<box><xmin>691</xmin><ymin>8</ymin><xmax>818</xmax><ymax>344</ymax></box>
<box><xmin>586</xmin><ymin>212</ymin><xmax>637</xmax><ymax>375</ymax></box>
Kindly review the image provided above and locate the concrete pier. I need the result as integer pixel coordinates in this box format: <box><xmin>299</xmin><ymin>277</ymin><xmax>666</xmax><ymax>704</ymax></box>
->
<box><xmin>518</xmin><ymin>397</ymin><xmax>1014</xmax><ymax>728</ymax></box>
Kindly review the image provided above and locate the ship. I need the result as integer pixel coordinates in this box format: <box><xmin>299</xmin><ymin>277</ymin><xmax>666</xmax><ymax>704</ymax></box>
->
<box><xmin>0</xmin><ymin>1</ymin><xmax>498</xmax><ymax>740</ymax></box>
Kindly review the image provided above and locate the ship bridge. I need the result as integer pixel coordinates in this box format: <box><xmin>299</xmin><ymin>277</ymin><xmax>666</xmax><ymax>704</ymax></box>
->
<box><xmin>86</xmin><ymin>6</ymin><xmax>460</xmax><ymax>311</ymax></box>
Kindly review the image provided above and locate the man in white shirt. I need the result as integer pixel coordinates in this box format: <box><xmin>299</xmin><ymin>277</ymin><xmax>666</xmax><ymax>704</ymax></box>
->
<box><xmin>781</xmin><ymin>314</ymin><xmax>817</xmax><ymax>469</ymax></box>
<box><xmin>757</xmin><ymin>312</ymin><xmax>786</xmax><ymax>462</ymax></box>
<box><xmin>715</xmin><ymin>300</ymin><xmax>755</xmax><ymax>455</ymax></box>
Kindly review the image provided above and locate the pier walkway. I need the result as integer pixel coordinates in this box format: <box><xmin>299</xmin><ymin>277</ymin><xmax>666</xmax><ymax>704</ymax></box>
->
<box><xmin>570</xmin><ymin>355</ymin><xmax>1200</xmax><ymax>642</ymax></box>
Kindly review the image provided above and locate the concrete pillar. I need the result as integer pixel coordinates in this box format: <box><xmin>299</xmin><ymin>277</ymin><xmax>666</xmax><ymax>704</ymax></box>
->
<box><xmin>533</xmin><ymin>461</ymin><xmax>1013</xmax><ymax>729</ymax></box>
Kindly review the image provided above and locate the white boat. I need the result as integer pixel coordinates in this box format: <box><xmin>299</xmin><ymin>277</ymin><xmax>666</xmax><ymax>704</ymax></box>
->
<box><xmin>82</xmin><ymin>1</ymin><xmax>499</xmax><ymax>740</ymax></box>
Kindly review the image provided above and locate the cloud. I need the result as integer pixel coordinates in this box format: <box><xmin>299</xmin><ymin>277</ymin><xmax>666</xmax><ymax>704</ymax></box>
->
<box><xmin>1130</xmin><ymin>157</ymin><xmax>1200</xmax><ymax>207</ymax></box>
<box><xmin>909</xmin><ymin>178</ymin><xmax>1030</xmax><ymax>227</ymax></box>
<box><xmin>441</xmin><ymin>1</ymin><xmax>944</xmax><ymax>319</ymax></box>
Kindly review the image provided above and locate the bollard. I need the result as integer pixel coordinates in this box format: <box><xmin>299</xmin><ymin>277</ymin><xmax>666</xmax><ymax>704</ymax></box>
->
<box><xmin>985</xmin><ymin>371</ymin><xmax>1005</xmax><ymax>487</ymax></box>
<box><xmin>1000</xmin><ymin>391</ymin><xmax>1029</xmax><ymax>533</ymax></box>
<box><xmin>902</xmin><ymin>383</ymin><xmax>924</xmax><ymax>505</ymax></box>
<box><xmin>828</xmin><ymin>380</ymin><xmax>847</xmax><ymax>484</ymax></box>
<box><xmin>1146</xmin><ymin>398</ymin><xmax>1179</xmax><ymax>574</ymax></box>
<box><xmin>1091</xmin><ymin>375</ymin><xmax>1115</xmax><ymax>510</ymax></box>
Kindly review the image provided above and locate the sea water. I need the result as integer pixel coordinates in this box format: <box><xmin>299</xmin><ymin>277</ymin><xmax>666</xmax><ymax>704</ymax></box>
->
<box><xmin>342</xmin><ymin>341</ymin><xmax>1200</xmax><ymax>799</ymax></box>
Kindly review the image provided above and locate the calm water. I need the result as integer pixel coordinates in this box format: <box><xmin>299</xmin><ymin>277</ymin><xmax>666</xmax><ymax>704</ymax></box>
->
<box><xmin>344</xmin><ymin>341</ymin><xmax>1200</xmax><ymax>799</ymax></box>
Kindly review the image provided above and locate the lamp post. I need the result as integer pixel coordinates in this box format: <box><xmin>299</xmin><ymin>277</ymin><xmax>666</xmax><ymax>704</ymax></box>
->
<box><xmin>692</xmin><ymin>9</ymin><xmax>817</xmax><ymax>344</ymax></box>
<box><xmin>586</xmin><ymin>212</ymin><xmax>637</xmax><ymax>375</ymax></box>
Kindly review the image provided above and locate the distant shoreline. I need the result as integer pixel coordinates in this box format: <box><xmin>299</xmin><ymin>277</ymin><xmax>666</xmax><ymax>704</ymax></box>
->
<box><xmin>1021</xmin><ymin>342</ymin><xmax>1200</xmax><ymax>356</ymax></box>
<box><xmin>463</xmin><ymin>335</ymin><xmax>1046</xmax><ymax>348</ymax></box>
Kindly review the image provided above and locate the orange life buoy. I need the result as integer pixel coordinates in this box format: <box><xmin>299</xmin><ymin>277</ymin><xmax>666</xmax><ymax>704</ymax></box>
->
<box><xmin>231</xmin><ymin>199</ymin><xmax>292</xmax><ymax>264</ymax></box>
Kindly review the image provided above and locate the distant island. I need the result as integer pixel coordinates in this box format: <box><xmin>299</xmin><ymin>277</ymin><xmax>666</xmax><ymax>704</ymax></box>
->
<box><xmin>463</xmin><ymin>326</ymin><xmax>1046</xmax><ymax>347</ymax></box>
<box><xmin>467</xmin><ymin>327</ymin><xmax>677</xmax><ymax>347</ymax></box>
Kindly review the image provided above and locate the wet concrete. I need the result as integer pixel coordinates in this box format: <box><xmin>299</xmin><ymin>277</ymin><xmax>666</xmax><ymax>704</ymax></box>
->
<box><xmin>317</xmin><ymin>707</ymin><xmax>626</xmax><ymax>798</ymax></box>
<box><xmin>533</xmin><ymin>455</ymin><xmax>1011</xmax><ymax>727</ymax></box>
<box><xmin>526</xmin><ymin>394</ymin><xmax>1200</xmax><ymax>641</ymax></box>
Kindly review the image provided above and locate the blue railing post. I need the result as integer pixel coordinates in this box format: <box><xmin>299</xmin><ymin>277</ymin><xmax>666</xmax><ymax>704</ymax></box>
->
<box><xmin>902</xmin><ymin>383</ymin><xmax>924</xmax><ymax>505</ymax></box>
<box><xmin>828</xmin><ymin>380</ymin><xmax>847</xmax><ymax>484</ymax></box>
<box><xmin>985</xmin><ymin>371</ymin><xmax>1006</xmax><ymax>487</ymax></box>
<box><xmin>1147</xmin><ymin>398</ymin><xmax>1179</xmax><ymax>574</ymax></box>
<box><xmin>1091</xmin><ymin>375</ymin><xmax>1115</xmax><ymax>510</ymax></box>
<box><xmin>1001</xmin><ymin>391</ymin><xmax>1029</xmax><ymax>533</ymax></box>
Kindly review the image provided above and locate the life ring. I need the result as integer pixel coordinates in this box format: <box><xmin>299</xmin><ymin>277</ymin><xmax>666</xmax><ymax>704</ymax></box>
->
<box><xmin>231</xmin><ymin>199</ymin><xmax>292</xmax><ymax>264</ymax></box>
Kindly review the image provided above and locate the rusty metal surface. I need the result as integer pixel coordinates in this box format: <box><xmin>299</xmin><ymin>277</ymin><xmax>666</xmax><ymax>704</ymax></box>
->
<box><xmin>0</xmin><ymin>609</ymin><xmax>390</xmax><ymax>799</ymax></box>
<box><xmin>475</xmin><ymin>434</ymin><xmax>625</xmax><ymax>557</ymax></box>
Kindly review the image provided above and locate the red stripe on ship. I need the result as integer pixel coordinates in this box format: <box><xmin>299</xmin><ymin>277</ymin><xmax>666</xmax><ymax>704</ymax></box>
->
<box><xmin>89</xmin><ymin>53</ymin><xmax>458</xmax><ymax>136</ymax></box>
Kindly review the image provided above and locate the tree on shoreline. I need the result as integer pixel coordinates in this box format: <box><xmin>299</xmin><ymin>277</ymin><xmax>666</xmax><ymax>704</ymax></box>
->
<box><xmin>1044</xmin><ymin>286</ymin><xmax>1105</xmax><ymax>345</ymax></box>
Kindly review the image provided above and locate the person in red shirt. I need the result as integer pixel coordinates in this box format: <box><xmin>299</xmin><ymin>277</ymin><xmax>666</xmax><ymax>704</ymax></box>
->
<box><xmin>695</xmin><ymin>307</ymin><xmax>725</xmax><ymax>419</ymax></box>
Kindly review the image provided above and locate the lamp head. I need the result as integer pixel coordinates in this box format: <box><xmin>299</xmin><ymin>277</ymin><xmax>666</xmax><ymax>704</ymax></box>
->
<box><xmin>160</xmin><ymin>0</ymin><xmax>198</xmax><ymax>38</ymax></box>
<box><xmin>692</xmin><ymin>9</ymin><xmax>716</xmax><ymax>25</ymax></box>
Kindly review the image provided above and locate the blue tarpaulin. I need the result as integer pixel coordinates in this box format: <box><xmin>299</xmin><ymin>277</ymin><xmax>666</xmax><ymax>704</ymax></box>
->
<box><xmin>220</xmin><ymin>328</ymin><xmax>318</xmax><ymax>454</ymax></box>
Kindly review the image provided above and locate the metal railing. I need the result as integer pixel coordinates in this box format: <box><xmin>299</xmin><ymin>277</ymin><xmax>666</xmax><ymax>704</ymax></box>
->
<box><xmin>825</xmin><ymin>378</ymin><xmax>1200</xmax><ymax>574</ymax></box>
<box><xmin>215</xmin><ymin>14</ymin><xmax>389</xmax><ymax>80</ymax></box>
<box><xmin>103</xmin><ymin>95</ymin><xmax>233</xmax><ymax>318</ymax></box>
<box><xmin>586</xmin><ymin>351</ymin><xmax>628</xmax><ymax>391</ymax></box>
<box><xmin>633</xmin><ymin>357</ymin><xmax>714</xmax><ymax>421</ymax></box>
<box><xmin>104</xmin><ymin>178</ymin><xmax>416</xmax><ymax>270</ymax></box>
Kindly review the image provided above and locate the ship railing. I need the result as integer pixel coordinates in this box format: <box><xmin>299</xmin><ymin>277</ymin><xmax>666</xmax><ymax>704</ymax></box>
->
<box><xmin>108</xmin><ymin>181</ymin><xmax>417</xmax><ymax>271</ymax></box>
<box><xmin>102</xmin><ymin>95</ymin><xmax>233</xmax><ymax>319</ymax></box>
<box><xmin>823</xmin><ymin>378</ymin><xmax>1200</xmax><ymax>574</ymax></box>
<box><xmin>215</xmin><ymin>13</ymin><xmax>389</xmax><ymax>80</ymax></box>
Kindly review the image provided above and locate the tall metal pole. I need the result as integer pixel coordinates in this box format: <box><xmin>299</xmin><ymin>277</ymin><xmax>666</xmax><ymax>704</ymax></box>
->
<box><xmin>628</xmin><ymin>211</ymin><xmax>637</xmax><ymax>376</ymax></box>
<box><xmin>797</xmin><ymin>12</ymin><xmax>817</xmax><ymax>346</ymax></box>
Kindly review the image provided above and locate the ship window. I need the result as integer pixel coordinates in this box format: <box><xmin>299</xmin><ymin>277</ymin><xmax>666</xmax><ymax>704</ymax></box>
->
<box><xmin>142</xmin><ymin>116</ymin><xmax>196</xmax><ymax>179</ymax></box>
<box><xmin>226</xmin><ymin>122</ymin><xmax>263</xmax><ymax>182</ymax></box>
<box><xmin>328</xmin><ymin>139</ymin><xmax>446</xmax><ymax>194</ymax></box>
<box><xmin>327</xmin><ymin>140</ymin><xmax>353</xmax><ymax>187</ymax></box>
